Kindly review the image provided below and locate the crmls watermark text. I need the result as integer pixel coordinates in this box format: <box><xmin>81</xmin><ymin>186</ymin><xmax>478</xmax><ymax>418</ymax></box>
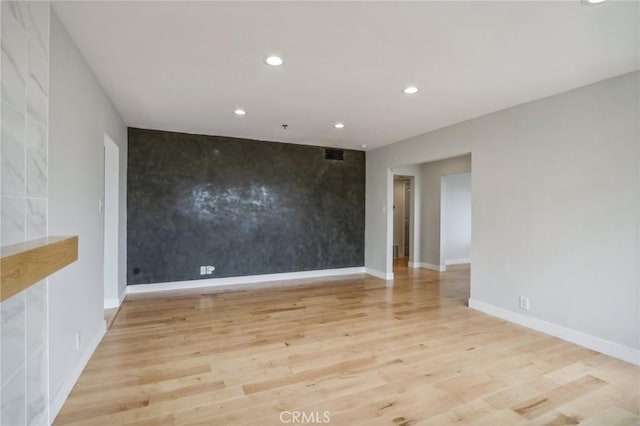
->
<box><xmin>279</xmin><ymin>410</ymin><xmax>331</xmax><ymax>423</ymax></box>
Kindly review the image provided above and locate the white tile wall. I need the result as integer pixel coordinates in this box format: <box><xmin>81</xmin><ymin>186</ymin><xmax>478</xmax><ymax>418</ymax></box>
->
<box><xmin>26</xmin><ymin>198</ymin><xmax>46</xmax><ymax>240</ymax></box>
<box><xmin>1</xmin><ymin>2</ymin><xmax>27</xmax><ymax>112</ymax></box>
<box><xmin>26</xmin><ymin>282</ymin><xmax>46</xmax><ymax>356</ymax></box>
<box><xmin>1</xmin><ymin>1</ymin><xmax>51</xmax><ymax>424</ymax></box>
<box><xmin>25</xmin><ymin>4</ymin><xmax>48</xmax><ymax>59</ymax></box>
<box><xmin>1</xmin><ymin>195</ymin><xmax>25</xmax><ymax>246</ymax></box>
<box><xmin>1</xmin><ymin>102</ymin><xmax>25</xmax><ymax>197</ymax></box>
<box><xmin>26</xmin><ymin>345</ymin><xmax>47</xmax><ymax>426</ymax></box>
<box><xmin>1</xmin><ymin>364</ymin><xmax>25</xmax><ymax>426</ymax></box>
<box><xmin>25</xmin><ymin>74</ymin><xmax>47</xmax><ymax>128</ymax></box>
<box><xmin>1</xmin><ymin>292</ymin><xmax>25</xmax><ymax>385</ymax></box>
<box><xmin>26</xmin><ymin>119</ymin><xmax>46</xmax><ymax>199</ymax></box>
<box><xmin>26</xmin><ymin>119</ymin><xmax>48</xmax><ymax>198</ymax></box>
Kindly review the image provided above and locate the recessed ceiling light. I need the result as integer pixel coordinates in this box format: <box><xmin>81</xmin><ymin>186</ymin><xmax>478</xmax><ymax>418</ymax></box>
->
<box><xmin>334</xmin><ymin>123</ymin><xmax>345</xmax><ymax>129</ymax></box>
<box><xmin>403</xmin><ymin>86</ymin><xmax>419</xmax><ymax>95</ymax></box>
<box><xmin>583</xmin><ymin>0</ymin><xmax>607</xmax><ymax>3</ymax></box>
<box><xmin>234</xmin><ymin>109</ymin><xmax>246</xmax><ymax>116</ymax></box>
<box><xmin>265</xmin><ymin>56</ymin><xmax>284</xmax><ymax>66</ymax></box>
<box><xmin>360</xmin><ymin>144</ymin><xmax>368</xmax><ymax>149</ymax></box>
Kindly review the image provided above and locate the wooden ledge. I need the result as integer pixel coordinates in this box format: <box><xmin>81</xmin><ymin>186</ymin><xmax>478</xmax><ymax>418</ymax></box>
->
<box><xmin>1</xmin><ymin>236</ymin><xmax>78</xmax><ymax>302</ymax></box>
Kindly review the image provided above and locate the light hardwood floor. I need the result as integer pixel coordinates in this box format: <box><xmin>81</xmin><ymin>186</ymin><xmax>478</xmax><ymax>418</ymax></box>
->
<box><xmin>105</xmin><ymin>307</ymin><xmax>120</xmax><ymax>330</ymax></box>
<box><xmin>55</xmin><ymin>263</ymin><xmax>639</xmax><ymax>425</ymax></box>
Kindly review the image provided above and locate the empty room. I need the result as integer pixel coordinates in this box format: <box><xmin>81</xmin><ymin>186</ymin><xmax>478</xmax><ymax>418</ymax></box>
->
<box><xmin>0</xmin><ymin>1</ymin><xmax>638</xmax><ymax>425</ymax></box>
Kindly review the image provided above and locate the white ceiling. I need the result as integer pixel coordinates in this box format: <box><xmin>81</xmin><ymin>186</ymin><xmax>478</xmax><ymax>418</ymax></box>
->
<box><xmin>54</xmin><ymin>1</ymin><xmax>639</xmax><ymax>151</ymax></box>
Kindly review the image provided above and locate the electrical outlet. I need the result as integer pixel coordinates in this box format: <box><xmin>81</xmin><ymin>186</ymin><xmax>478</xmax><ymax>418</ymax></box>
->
<box><xmin>75</xmin><ymin>332</ymin><xmax>81</xmax><ymax>351</ymax></box>
<box><xmin>200</xmin><ymin>265</ymin><xmax>216</xmax><ymax>275</ymax></box>
<box><xmin>519</xmin><ymin>296</ymin><xmax>530</xmax><ymax>311</ymax></box>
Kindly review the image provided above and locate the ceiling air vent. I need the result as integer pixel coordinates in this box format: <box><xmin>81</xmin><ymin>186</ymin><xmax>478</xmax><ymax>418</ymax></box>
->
<box><xmin>325</xmin><ymin>148</ymin><xmax>344</xmax><ymax>161</ymax></box>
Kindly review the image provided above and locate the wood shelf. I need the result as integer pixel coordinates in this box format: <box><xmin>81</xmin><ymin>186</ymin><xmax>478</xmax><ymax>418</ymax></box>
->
<box><xmin>1</xmin><ymin>236</ymin><xmax>78</xmax><ymax>302</ymax></box>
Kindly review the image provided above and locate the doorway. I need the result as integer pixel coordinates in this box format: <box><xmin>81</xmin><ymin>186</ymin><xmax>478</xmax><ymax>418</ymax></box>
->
<box><xmin>392</xmin><ymin>175</ymin><xmax>413</xmax><ymax>270</ymax></box>
<box><xmin>103</xmin><ymin>134</ymin><xmax>120</xmax><ymax>309</ymax></box>
<box><xmin>386</xmin><ymin>155</ymin><xmax>471</xmax><ymax>277</ymax></box>
<box><xmin>440</xmin><ymin>172</ymin><xmax>472</xmax><ymax>268</ymax></box>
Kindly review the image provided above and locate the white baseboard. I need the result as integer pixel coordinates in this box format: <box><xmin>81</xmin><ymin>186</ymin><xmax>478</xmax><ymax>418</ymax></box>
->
<box><xmin>50</xmin><ymin>321</ymin><xmax>107</xmax><ymax>422</ymax></box>
<box><xmin>413</xmin><ymin>262</ymin><xmax>446</xmax><ymax>272</ymax></box>
<box><xmin>408</xmin><ymin>261</ymin><xmax>420</xmax><ymax>269</ymax></box>
<box><xmin>103</xmin><ymin>298</ymin><xmax>119</xmax><ymax>309</ymax></box>
<box><xmin>422</xmin><ymin>263</ymin><xmax>446</xmax><ymax>272</ymax></box>
<box><xmin>103</xmin><ymin>288</ymin><xmax>127</xmax><ymax>309</ymax></box>
<box><xmin>365</xmin><ymin>268</ymin><xmax>394</xmax><ymax>281</ymax></box>
<box><xmin>468</xmin><ymin>298</ymin><xmax>640</xmax><ymax>366</ymax></box>
<box><xmin>445</xmin><ymin>258</ymin><xmax>470</xmax><ymax>266</ymax></box>
<box><xmin>127</xmin><ymin>267</ymin><xmax>366</xmax><ymax>294</ymax></box>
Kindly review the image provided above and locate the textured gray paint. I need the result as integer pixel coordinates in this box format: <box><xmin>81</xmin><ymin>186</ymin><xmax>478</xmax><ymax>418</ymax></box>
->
<box><xmin>127</xmin><ymin>128</ymin><xmax>365</xmax><ymax>285</ymax></box>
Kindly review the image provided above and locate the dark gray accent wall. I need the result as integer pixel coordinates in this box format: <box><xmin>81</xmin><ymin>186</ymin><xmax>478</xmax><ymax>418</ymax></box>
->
<box><xmin>127</xmin><ymin>128</ymin><xmax>365</xmax><ymax>285</ymax></box>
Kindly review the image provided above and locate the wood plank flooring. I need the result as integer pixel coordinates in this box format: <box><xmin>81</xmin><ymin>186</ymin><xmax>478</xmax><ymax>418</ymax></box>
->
<box><xmin>105</xmin><ymin>307</ymin><xmax>120</xmax><ymax>330</ymax></box>
<box><xmin>55</xmin><ymin>263</ymin><xmax>640</xmax><ymax>425</ymax></box>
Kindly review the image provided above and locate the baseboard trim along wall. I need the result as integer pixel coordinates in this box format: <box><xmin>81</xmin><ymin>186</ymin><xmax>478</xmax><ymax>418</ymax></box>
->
<box><xmin>410</xmin><ymin>262</ymin><xmax>446</xmax><ymax>272</ymax></box>
<box><xmin>468</xmin><ymin>298</ymin><xmax>640</xmax><ymax>366</ymax></box>
<box><xmin>364</xmin><ymin>268</ymin><xmax>394</xmax><ymax>281</ymax></box>
<box><xmin>127</xmin><ymin>267</ymin><xmax>367</xmax><ymax>294</ymax></box>
<box><xmin>50</xmin><ymin>321</ymin><xmax>107</xmax><ymax>422</ymax></box>
<box><xmin>444</xmin><ymin>258</ymin><xmax>470</xmax><ymax>266</ymax></box>
<box><xmin>103</xmin><ymin>298</ymin><xmax>120</xmax><ymax>309</ymax></box>
<box><xmin>103</xmin><ymin>288</ymin><xmax>127</xmax><ymax>309</ymax></box>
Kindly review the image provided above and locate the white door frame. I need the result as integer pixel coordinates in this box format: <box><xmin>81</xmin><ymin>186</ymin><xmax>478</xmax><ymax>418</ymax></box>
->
<box><xmin>103</xmin><ymin>134</ymin><xmax>120</xmax><ymax>308</ymax></box>
<box><xmin>389</xmin><ymin>171</ymin><xmax>418</xmax><ymax>272</ymax></box>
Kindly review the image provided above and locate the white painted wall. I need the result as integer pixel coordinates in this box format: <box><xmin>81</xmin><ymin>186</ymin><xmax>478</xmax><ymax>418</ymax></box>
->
<box><xmin>418</xmin><ymin>155</ymin><xmax>471</xmax><ymax>268</ymax></box>
<box><xmin>48</xmin><ymin>12</ymin><xmax>127</xmax><ymax>419</ymax></box>
<box><xmin>366</xmin><ymin>71</ymin><xmax>639</xmax><ymax>362</ymax></box>
<box><xmin>442</xmin><ymin>172</ymin><xmax>471</xmax><ymax>265</ymax></box>
<box><xmin>365</xmin><ymin>125</ymin><xmax>471</xmax><ymax>278</ymax></box>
